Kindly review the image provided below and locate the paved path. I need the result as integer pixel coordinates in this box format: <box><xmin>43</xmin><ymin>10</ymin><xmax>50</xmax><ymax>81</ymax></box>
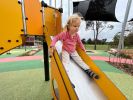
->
<box><xmin>0</xmin><ymin>56</ymin><xmax>43</xmax><ymax>62</ymax></box>
<box><xmin>0</xmin><ymin>55</ymin><xmax>132</xmax><ymax>64</ymax></box>
<box><xmin>91</xmin><ymin>56</ymin><xmax>133</xmax><ymax>64</ymax></box>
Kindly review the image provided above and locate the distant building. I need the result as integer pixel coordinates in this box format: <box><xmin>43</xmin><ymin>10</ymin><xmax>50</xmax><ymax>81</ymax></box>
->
<box><xmin>25</xmin><ymin>36</ymin><xmax>35</xmax><ymax>46</ymax></box>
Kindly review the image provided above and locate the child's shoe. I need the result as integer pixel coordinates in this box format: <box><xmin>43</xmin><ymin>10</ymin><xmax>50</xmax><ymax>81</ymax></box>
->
<box><xmin>85</xmin><ymin>69</ymin><xmax>99</xmax><ymax>79</ymax></box>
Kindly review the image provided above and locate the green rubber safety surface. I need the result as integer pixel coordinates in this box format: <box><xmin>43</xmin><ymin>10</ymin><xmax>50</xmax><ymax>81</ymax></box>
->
<box><xmin>0</xmin><ymin>48</ymin><xmax>32</xmax><ymax>58</ymax></box>
<box><xmin>0</xmin><ymin>60</ymin><xmax>44</xmax><ymax>73</ymax></box>
<box><xmin>35</xmin><ymin>50</ymin><xmax>44</xmax><ymax>55</ymax></box>
<box><xmin>94</xmin><ymin>60</ymin><xmax>123</xmax><ymax>73</ymax></box>
<box><xmin>0</xmin><ymin>68</ymin><xmax>52</xmax><ymax>100</ymax></box>
<box><xmin>87</xmin><ymin>50</ymin><xmax>110</xmax><ymax>57</ymax></box>
<box><xmin>1</xmin><ymin>48</ymin><xmax>133</xmax><ymax>99</ymax></box>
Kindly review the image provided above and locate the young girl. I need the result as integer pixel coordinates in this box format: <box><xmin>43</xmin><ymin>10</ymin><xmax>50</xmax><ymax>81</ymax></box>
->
<box><xmin>50</xmin><ymin>14</ymin><xmax>99</xmax><ymax>79</ymax></box>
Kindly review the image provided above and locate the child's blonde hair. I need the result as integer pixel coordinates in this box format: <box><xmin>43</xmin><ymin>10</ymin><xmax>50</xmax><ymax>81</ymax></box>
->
<box><xmin>63</xmin><ymin>13</ymin><xmax>82</xmax><ymax>32</ymax></box>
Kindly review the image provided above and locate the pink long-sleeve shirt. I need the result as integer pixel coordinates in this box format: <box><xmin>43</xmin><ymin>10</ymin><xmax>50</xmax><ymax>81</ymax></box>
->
<box><xmin>50</xmin><ymin>31</ymin><xmax>85</xmax><ymax>54</ymax></box>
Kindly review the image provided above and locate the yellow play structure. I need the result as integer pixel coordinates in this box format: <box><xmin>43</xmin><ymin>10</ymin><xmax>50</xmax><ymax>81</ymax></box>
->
<box><xmin>0</xmin><ymin>0</ymin><xmax>126</xmax><ymax>99</ymax></box>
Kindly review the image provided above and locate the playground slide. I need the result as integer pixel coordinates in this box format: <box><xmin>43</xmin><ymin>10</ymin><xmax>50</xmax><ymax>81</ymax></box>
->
<box><xmin>49</xmin><ymin>37</ymin><xmax>126</xmax><ymax>99</ymax></box>
<box><xmin>55</xmin><ymin>41</ymin><xmax>107</xmax><ymax>100</ymax></box>
<box><xmin>77</xmin><ymin>47</ymin><xmax>126</xmax><ymax>99</ymax></box>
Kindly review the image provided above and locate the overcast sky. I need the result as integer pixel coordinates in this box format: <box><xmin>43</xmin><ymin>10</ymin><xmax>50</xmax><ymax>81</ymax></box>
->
<box><xmin>43</xmin><ymin>0</ymin><xmax>133</xmax><ymax>42</ymax></box>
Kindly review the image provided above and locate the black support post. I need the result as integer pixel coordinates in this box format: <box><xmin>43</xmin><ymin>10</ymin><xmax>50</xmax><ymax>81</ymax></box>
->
<box><xmin>43</xmin><ymin>41</ymin><xmax>49</xmax><ymax>81</ymax></box>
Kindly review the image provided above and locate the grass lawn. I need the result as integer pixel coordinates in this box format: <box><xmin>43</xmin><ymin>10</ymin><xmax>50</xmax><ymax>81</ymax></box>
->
<box><xmin>84</xmin><ymin>44</ymin><xmax>133</xmax><ymax>51</ymax></box>
<box><xmin>84</xmin><ymin>44</ymin><xmax>110</xmax><ymax>50</ymax></box>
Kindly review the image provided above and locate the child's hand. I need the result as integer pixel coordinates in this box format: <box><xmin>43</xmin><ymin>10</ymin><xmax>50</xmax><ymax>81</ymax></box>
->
<box><xmin>49</xmin><ymin>46</ymin><xmax>55</xmax><ymax>58</ymax></box>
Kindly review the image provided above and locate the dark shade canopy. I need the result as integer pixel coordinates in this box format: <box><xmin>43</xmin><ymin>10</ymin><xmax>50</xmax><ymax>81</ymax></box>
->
<box><xmin>129</xmin><ymin>18</ymin><xmax>133</xmax><ymax>22</ymax></box>
<box><xmin>73</xmin><ymin>0</ymin><xmax>118</xmax><ymax>22</ymax></box>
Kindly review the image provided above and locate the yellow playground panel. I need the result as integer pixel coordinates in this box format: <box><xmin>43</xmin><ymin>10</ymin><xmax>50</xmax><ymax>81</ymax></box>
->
<box><xmin>0</xmin><ymin>0</ymin><xmax>62</xmax><ymax>54</ymax></box>
<box><xmin>24</xmin><ymin>0</ymin><xmax>43</xmax><ymax>35</ymax></box>
<box><xmin>0</xmin><ymin>0</ymin><xmax>23</xmax><ymax>54</ymax></box>
<box><xmin>24</xmin><ymin>0</ymin><xmax>62</xmax><ymax>36</ymax></box>
<box><xmin>50</xmin><ymin>52</ymin><xmax>77</xmax><ymax>99</ymax></box>
<box><xmin>44</xmin><ymin>8</ymin><xmax>62</xmax><ymax>35</ymax></box>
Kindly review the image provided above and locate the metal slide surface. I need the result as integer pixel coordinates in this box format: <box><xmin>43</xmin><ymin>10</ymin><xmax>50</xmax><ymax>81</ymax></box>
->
<box><xmin>54</xmin><ymin>41</ymin><xmax>107</xmax><ymax>100</ymax></box>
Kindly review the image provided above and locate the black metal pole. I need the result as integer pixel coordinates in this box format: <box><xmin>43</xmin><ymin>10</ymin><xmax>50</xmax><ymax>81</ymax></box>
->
<box><xmin>43</xmin><ymin>41</ymin><xmax>49</xmax><ymax>81</ymax></box>
<box><xmin>41</xmin><ymin>1</ymin><xmax>50</xmax><ymax>81</ymax></box>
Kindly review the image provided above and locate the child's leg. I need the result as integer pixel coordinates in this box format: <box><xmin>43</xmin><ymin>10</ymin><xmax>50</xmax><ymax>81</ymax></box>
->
<box><xmin>62</xmin><ymin>50</ymin><xmax>70</xmax><ymax>72</ymax></box>
<box><xmin>70</xmin><ymin>51</ymin><xmax>89</xmax><ymax>70</ymax></box>
<box><xmin>62</xmin><ymin>50</ymin><xmax>75</xmax><ymax>87</ymax></box>
<box><xmin>70</xmin><ymin>51</ymin><xmax>99</xmax><ymax>79</ymax></box>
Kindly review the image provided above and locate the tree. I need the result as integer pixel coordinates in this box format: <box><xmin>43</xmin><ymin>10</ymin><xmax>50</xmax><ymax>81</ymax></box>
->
<box><xmin>126</xmin><ymin>21</ymin><xmax>133</xmax><ymax>32</ymax></box>
<box><xmin>125</xmin><ymin>32</ymin><xmax>133</xmax><ymax>46</ymax></box>
<box><xmin>113</xmin><ymin>33</ymin><xmax>120</xmax><ymax>45</ymax></box>
<box><xmin>101</xmin><ymin>38</ymin><xmax>107</xmax><ymax>44</ymax></box>
<box><xmin>86</xmin><ymin>38</ymin><xmax>92</xmax><ymax>44</ymax></box>
<box><xmin>81</xmin><ymin>38</ymin><xmax>86</xmax><ymax>44</ymax></box>
<box><xmin>86</xmin><ymin>21</ymin><xmax>114</xmax><ymax>50</ymax></box>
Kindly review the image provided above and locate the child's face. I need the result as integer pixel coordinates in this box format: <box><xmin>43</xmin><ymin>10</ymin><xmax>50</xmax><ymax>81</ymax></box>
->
<box><xmin>69</xmin><ymin>19</ymin><xmax>80</xmax><ymax>34</ymax></box>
